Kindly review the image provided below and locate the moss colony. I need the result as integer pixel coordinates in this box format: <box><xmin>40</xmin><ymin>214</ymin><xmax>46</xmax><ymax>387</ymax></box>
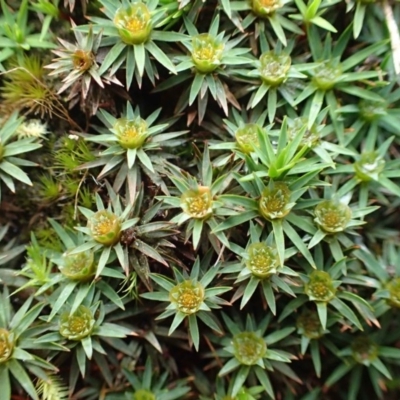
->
<box><xmin>1</xmin><ymin>0</ymin><xmax>400</xmax><ymax>399</ymax></box>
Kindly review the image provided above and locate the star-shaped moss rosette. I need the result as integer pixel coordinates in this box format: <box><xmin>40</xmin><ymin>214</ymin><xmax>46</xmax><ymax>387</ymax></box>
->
<box><xmin>79</xmin><ymin>102</ymin><xmax>187</xmax><ymax>197</ymax></box>
<box><xmin>45</xmin><ymin>23</ymin><xmax>122</xmax><ymax>116</ymax></box>
<box><xmin>214</xmin><ymin>174</ymin><xmax>318</xmax><ymax>267</ymax></box>
<box><xmin>154</xmin><ymin>14</ymin><xmax>251</xmax><ymax>123</ymax></box>
<box><xmin>123</xmin><ymin>357</ymin><xmax>190</xmax><ymax>400</ymax></box>
<box><xmin>324</xmin><ymin>329</ymin><xmax>400</xmax><ymax>400</ymax></box>
<box><xmin>242</xmin><ymin>38</ymin><xmax>308</xmax><ymax>122</ymax></box>
<box><xmin>158</xmin><ymin>145</ymin><xmax>232</xmax><ymax>252</ymax></box>
<box><xmin>294</xmin><ymin>25</ymin><xmax>387</xmax><ymax>132</ymax></box>
<box><xmin>225</xmin><ymin>0</ymin><xmax>303</xmax><ymax>46</ymax></box>
<box><xmin>296</xmin><ymin>308</ymin><xmax>338</xmax><ymax>377</ymax></box>
<box><xmin>0</xmin><ymin>111</ymin><xmax>42</xmax><ymax>200</ymax></box>
<box><xmin>208</xmin><ymin>106</ymin><xmax>273</xmax><ymax>166</ymax></box>
<box><xmin>216</xmin><ymin>313</ymin><xmax>298</xmax><ymax>398</ymax></box>
<box><xmin>337</xmin><ymin>83</ymin><xmax>400</xmax><ymax>147</ymax></box>
<box><xmin>20</xmin><ymin>219</ymin><xmax>127</xmax><ymax>323</ymax></box>
<box><xmin>37</xmin><ymin>300</ymin><xmax>132</xmax><ymax>379</ymax></box>
<box><xmin>0</xmin><ymin>287</ymin><xmax>61</xmax><ymax>400</ymax></box>
<box><xmin>306</xmin><ymin>190</ymin><xmax>379</xmax><ymax>256</ymax></box>
<box><xmin>68</xmin><ymin>184</ymin><xmax>138</xmax><ymax>277</ymax></box>
<box><xmin>141</xmin><ymin>257</ymin><xmax>231</xmax><ymax>351</ymax></box>
<box><xmin>280</xmin><ymin>256</ymin><xmax>374</xmax><ymax>331</ymax></box>
<box><xmin>220</xmin><ymin>222</ymin><xmax>298</xmax><ymax>313</ymax></box>
<box><xmin>76</xmin><ymin>0</ymin><xmax>188</xmax><ymax>88</ymax></box>
<box><xmin>331</xmin><ymin>136</ymin><xmax>400</xmax><ymax>206</ymax></box>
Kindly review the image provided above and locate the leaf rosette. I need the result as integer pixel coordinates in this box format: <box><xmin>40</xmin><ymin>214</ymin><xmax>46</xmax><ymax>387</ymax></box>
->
<box><xmin>259</xmin><ymin>182</ymin><xmax>293</xmax><ymax>220</ymax></box>
<box><xmin>351</xmin><ymin>336</ymin><xmax>379</xmax><ymax>365</ymax></box>
<box><xmin>235</xmin><ymin>123</ymin><xmax>261</xmax><ymax>154</ymax></box>
<box><xmin>59</xmin><ymin>305</ymin><xmax>95</xmax><ymax>341</ymax></box>
<box><xmin>296</xmin><ymin>310</ymin><xmax>325</xmax><ymax>340</ymax></box>
<box><xmin>88</xmin><ymin>210</ymin><xmax>122</xmax><ymax>246</ymax></box>
<box><xmin>259</xmin><ymin>51</ymin><xmax>291</xmax><ymax>86</ymax></box>
<box><xmin>71</xmin><ymin>49</ymin><xmax>94</xmax><ymax>72</ymax></box>
<box><xmin>245</xmin><ymin>243</ymin><xmax>279</xmax><ymax>278</ymax></box>
<box><xmin>59</xmin><ymin>251</ymin><xmax>95</xmax><ymax>282</ymax></box>
<box><xmin>0</xmin><ymin>329</ymin><xmax>14</xmax><ymax>364</ymax></box>
<box><xmin>191</xmin><ymin>33</ymin><xmax>225</xmax><ymax>74</ymax></box>
<box><xmin>133</xmin><ymin>389</ymin><xmax>156</xmax><ymax>400</ymax></box>
<box><xmin>251</xmin><ymin>0</ymin><xmax>283</xmax><ymax>16</ymax></box>
<box><xmin>112</xmin><ymin>117</ymin><xmax>149</xmax><ymax>150</ymax></box>
<box><xmin>358</xmin><ymin>99</ymin><xmax>387</xmax><ymax>122</ymax></box>
<box><xmin>305</xmin><ymin>270</ymin><xmax>337</xmax><ymax>302</ymax></box>
<box><xmin>287</xmin><ymin>117</ymin><xmax>320</xmax><ymax>148</ymax></box>
<box><xmin>180</xmin><ymin>186</ymin><xmax>213</xmax><ymax>220</ymax></box>
<box><xmin>312</xmin><ymin>61</ymin><xmax>343</xmax><ymax>91</ymax></box>
<box><xmin>354</xmin><ymin>151</ymin><xmax>385</xmax><ymax>182</ymax></box>
<box><xmin>113</xmin><ymin>2</ymin><xmax>152</xmax><ymax>45</ymax></box>
<box><xmin>169</xmin><ymin>280</ymin><xmax>205</xmax><ymax>315</ymax></box>
<box><xmin>232</xmin><ymin>331</ymin><xmax>267</xmax><ymax>366</ymax></box>
<box><xmin>314</xmin><ymin>200</ymin><xmax>352</xmax><ymax>233</ymax></box>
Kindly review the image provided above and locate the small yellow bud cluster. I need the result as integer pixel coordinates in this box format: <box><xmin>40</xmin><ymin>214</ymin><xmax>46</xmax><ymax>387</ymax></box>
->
<box><xmin>169</xmin><ymin>280</ymin><xmax>205</xmax><ymax>315</ymax></box>
<box><xmin>305</xmin><ymin>270</ymin><xmax>336</xmax><ymax>302</ymax></box>
<box><xmin>232</xmin><ymin>331</ymin><xmax>267</xmax><ymax>365</ymax></box>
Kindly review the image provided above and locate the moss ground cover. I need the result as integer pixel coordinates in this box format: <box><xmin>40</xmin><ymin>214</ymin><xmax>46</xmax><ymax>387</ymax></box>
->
<box><xmin>1</xmin><ymin>0</ymin><xmax>400</xmax><ymax>399</ymax></box>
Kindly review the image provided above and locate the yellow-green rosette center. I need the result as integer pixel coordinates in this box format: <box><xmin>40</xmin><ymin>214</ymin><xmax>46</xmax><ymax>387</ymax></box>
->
<box><xmin>354</xmin><ymin>151</ymin><xmax>385</xmax><ymax>182</ymax></box>
<box><xmin>314</xmin><ymin>200</ymin><xmax>352</xmax><ymax>233</ymax></box>
<box><xmin>180</xmin><ymin>186</ymin><xmax>213</xmax><ymax>220</ymax></box>
<box><xmin>133</xmin><ymin>389</ymin><xmax>156</xmax><ymax>400</ymax></box>
<box><xmin>235</xmin><ymin>123</ymin><xmax>261</xmax><ymax>154</ymax></box>
<box><xmin>305</xmin><ymin>270</ymin><xmax>336</xmax><ymax>302</ymax></box>
<box><xmin>169</xmin><ymin>280</ymin><xmax>205</xmax><ymax>315</ymax></box>
<box><xmin>88</xmin><ymin>210</ymin><xmax>121</xmax><ymax>246</ymax></box>
<box><xmin>287</xmin><ymin>117</ymin><xmax>320</xmax><ymax>148</ymax></box>
<box><xmin>113</xmin><ymin>117</ymin><xmax>148</xmax><ymax>150</ymax></box>
<box><xmin>259</xmin><ymin>51</ymin><xmax>291</xmax><ymax>86</ymax></box>
<box><xmin>386</xmin><ymin>277</ymin><xmax>400</xmax><ymax>309</ymax></box>
<box><xmin>232</xmin><ymin>331</ymin><xmax>267</xmax><ymax>365</ymax></box>
<box><xmin>60</xmin><ymin>251</ymin><xmax>95</xmax><ymax>281</ymax></box>
<box><xmin>246</xmin><ymin>242</ymin><xmax>279</xmax><ymax>278</ymax></box>
<box><xmin>59</xmin><ymin>305</ymin><xmax>95</xmax><ymax>341</ymax></box>
<box><xmin>359</xmin><ymin>99</ymin><xmax>387</xmax><ymax>122</ymax></box>
<box><xmin>191</xmin><ymin>33</ymin><xmax>225</xmax><ymax>74</ymax></box>
<box><xmin>351</xmin><ymin>336</ymin><xmax>379</xmax><ymax>365</ymax></box>
<box><xmin>113</xmin><ymin>2</ymin><xmax>152</xmax><ymax>45</ymax></box>
<box><xmin>312</xmin><ymin>61</ymin><xmax>342</xmax><ymax>91</ymax></box>
<box><xmin>259</xmin><ymin>182</ymin><xmax>292</xmax><ymax>220</ymax></box>
<box><xmin>72</xmin><ymin>49</ymin><xmax>94</xmax><ymax>72</ymax></box>
<box><xmin>251</xmin><ymin>0</ymin><xmax>282</xmax><ymax>16</ymax></box>
<box><xmin>0</xmin><ymin>329</ymin><xmax>13</xmax><ymax>364</ymax></box>
<box><xmin>296</xmin><ymin>310</ymin><xmax>325</xmax><ymax>339</ymax></box>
